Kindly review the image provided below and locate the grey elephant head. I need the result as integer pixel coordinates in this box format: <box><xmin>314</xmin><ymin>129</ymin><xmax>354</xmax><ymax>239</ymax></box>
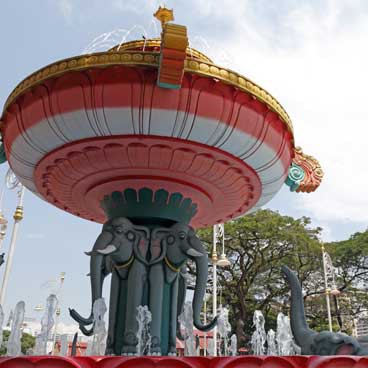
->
<box><xmin>70</xmin><ymin>217</ymin><xmax>148</xmax><ymax>327</ymax></box>
<box><xmin>282</xmin><ymin>265</ymin><xmax>368</xmax><ymax>355</ymax></box>
<box><xmin>153</xmin><ymin>223</ymin><xmax>217</xmax><ymax>332</ymax></box>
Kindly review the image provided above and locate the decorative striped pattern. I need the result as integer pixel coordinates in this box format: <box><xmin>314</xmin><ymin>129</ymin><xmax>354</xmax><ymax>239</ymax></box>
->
<box><xmin>0</xmin><ymin>355</ymin><xmax>366</xmax><ymax>367</ymax></box>
<box><xmin>2</xmin><ymin>66</ymin><xmax>293</xmax><ymax>225</ymax></box>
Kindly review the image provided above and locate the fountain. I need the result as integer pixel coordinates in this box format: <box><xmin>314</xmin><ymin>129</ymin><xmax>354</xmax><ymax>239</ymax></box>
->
<box><xmin>34</xmin><ymin>294</ymin><xmax>58</xmax><ymax>355</ymax></box>
<box><xmin>85</xmin><ymin>340</ymin><xmax>93</xmax><ymax>356</ymax></box>
<box><xmin>251</xmin><ymin>310</ymin><xmax>266</xmax><ymax>355</ymax></box>
<box><xmin>276</xmin><ymin>312</ymin><xmax>297</xmax><ymax>356</ymax></box>
<box><xmin>207</xmin><ymin>337</ymin><xmax>215</xmax><ymax>356</ymax></box>
<box><xmin>267</xmin><ymin>329</ymin><xmax>277</xmax><ymax>356</ymax></box>
<box><xmin>2</xmin><ymin>4</ymin><xmax>353</xmax><ymax>368</ymax></box>
<box><xmin>217</xmin><ymin>306</ymin><xmax>232</xmax><ymax>356</ymax></box>
<box><xmin>6</xmin><ymin>301</ymin><xmax>25</xmax><ymax>356</ymax></box>
<box><xmin>230</xmin><ymin>334</ymin><xmax>237</xmax><ymax>356</ymax></box>
<box><xmin>136</xmin><ymin>305</ymin><xmax>152</xmax><ymax>356</ymax></box>
<box><xmin>59</xmin><ymin>334</ymin><xmax>68</xmax><ymax>356</ymax></box>
<box><xmin>90</xmin><ymin>298</ymin><xmax>107</xmax><ymax>356</ymax></box>
<box><xmin>178</xmin><ymin>301</ymin><xmax>197</xmax><ymax>356</ymax></box>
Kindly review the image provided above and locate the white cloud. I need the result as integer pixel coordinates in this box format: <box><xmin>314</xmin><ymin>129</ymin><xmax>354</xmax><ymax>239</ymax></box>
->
<box><xmin>187</xmin><ymin>1</ymin><xmax>368</xmax><ymax>225</ymax></box>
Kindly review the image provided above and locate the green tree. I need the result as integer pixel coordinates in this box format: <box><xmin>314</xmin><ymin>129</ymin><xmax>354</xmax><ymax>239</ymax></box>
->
<box><xmin>0</xmin><ymin>330</ymin><xmax>36</xmax><ymax>355</ymax></box>
<box><xmin>195</xmin><ymin>209</ymin><xmax>323</xmax><ymax>348</ymax></box>
<box><xmin>323</xmin><ymin>230</ymin><xmax>368</xmax><ymax>331</ymax></box>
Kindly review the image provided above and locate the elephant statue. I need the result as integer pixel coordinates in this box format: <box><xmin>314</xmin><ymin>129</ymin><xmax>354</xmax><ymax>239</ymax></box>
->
<box><xmin>282</xmin><ymin>265</ymin><xmax>368</xmax><ymax>355</ymax></box>
<box><xmin>149</xmin><ymin>223</ymin><xmax>218</xmax><ymax>355</ymax></box>
<box><xmin>70</xmin><ymin>218</ymin><xmax>217</xmax><ymax>356</ymax></box>
<box><xmin>69</xmin><ymin>217</ymin><xmax>151</xmax><ymax>355</ymax></box>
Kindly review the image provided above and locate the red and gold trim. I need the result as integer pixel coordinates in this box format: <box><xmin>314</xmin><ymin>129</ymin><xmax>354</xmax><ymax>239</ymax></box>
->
<box><xmin>157</xmin><ymin>23</ymin><xmax>188</xmax><ymax>89</ymax></box>
<box><xmin>293</xmin><ymin>147</ymin><xmax>323</xmax><ymax>193</ymax></box>
<box><xmin>1</xmin><ymin>65</ymin><xmax>293</xmax><ymax>222</ymax></box>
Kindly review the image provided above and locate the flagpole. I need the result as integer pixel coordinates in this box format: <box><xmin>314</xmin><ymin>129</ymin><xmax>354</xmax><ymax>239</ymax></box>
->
<box><xmin>212</xmin><ymin>225</ymin><xmax>218</xmax><ymax>356</ymax></box>
<box><xmin>0</xmin><ymin>185</ymin><xmax>25</xmax><ymax>306</ymax></box>
<box><xmin>321</xmin><ymin>245</ymin><xmax>333</xmax><ymax>332</ymax></box>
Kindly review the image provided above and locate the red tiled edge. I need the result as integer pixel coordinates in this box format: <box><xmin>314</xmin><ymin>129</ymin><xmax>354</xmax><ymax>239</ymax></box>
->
<box><xmin>0</xmin><ymin>356</ymin><xmax>367</xmax><ymax>368</ymax></box>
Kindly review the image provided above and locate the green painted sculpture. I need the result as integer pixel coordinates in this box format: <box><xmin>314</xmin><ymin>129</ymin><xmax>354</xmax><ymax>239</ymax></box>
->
<box><xmin>282</xmin><ymin>265</ymin><xmax>368</xmax><ymax>355</ymax></box>
<box><xmin>70</xmin><ymin>216</ymin><xmax>217</xmax><ymax>355</ymax></box>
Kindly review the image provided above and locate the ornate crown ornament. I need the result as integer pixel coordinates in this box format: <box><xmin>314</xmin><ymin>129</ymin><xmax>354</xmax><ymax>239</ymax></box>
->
<box><xmin>100</xmin><ymin>188</ymin><xmax>198</xmax><ymax>225</ymax></box>
<box><xmin>285</xmin><ymin>147</ymin><xmax>324</xmax><ymax>193</ymax></box>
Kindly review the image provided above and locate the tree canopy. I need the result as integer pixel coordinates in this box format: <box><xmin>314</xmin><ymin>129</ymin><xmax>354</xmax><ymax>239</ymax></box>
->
<box><xmin>195</xmin><ymin>209</ymin><xmax>368</xmax><ymax>348</ymax></box>
<box><xmin>0</xmin><ymin>330</ymin><xmax>36</xmax><ymax>355</ymax></box>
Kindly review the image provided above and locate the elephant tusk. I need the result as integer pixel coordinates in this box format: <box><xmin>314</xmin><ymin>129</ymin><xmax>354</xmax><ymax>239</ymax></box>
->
<box><xmin>186</xmin><ymin>248</ymin><xmax>203</xmax><ymax>257</ymax></box>
<box><xmin>97</xmin><ymin>244</ymin><xmax>117</xmax><ymax>255</ymax></box>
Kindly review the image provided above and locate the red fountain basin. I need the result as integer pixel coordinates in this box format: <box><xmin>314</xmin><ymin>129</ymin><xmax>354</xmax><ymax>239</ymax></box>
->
<box><xmin>2</xmin><ymin>62</ymin><xmax>293</xmax><ymax>227</ymax></box>
<box><xmin>1</xmin><ymin>356</ymin><xmax>368</xmax><ymax>368</ymax></box>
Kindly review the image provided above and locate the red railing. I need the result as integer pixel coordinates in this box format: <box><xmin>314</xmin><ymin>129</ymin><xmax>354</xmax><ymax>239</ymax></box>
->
<box><xmin>0</xmin><ymin>356</ymin><xmax>368</xmax><ymax>368</ymax></box>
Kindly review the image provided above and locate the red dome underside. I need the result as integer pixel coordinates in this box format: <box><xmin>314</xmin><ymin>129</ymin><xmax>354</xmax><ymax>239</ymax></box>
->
<box><xmin>34</xmin><ymin>135</ymin><xmax>261</xmax><ymax>227</ymax></box>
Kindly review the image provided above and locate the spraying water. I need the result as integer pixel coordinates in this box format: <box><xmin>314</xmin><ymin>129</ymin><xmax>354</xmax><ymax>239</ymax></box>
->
<box><xmin>90</xmin><ymin>298</ymin><xmax>107</xmax><ymax>355</ymax></box>
<box><xmin>251</xmin><ymin>310</ymin><xmax>266</xmax><ymax>355</ymax></box>
<box><xmin>217</xmin><ymin>306</ymin><xmax>232</xmax><ymax>356</ymax></box>
<box><xmin>82</xmin><ymin>21</ymin><xmax>160</xmax><ymax>54</ymax></box>
<box><xmin>34</xmin><ymin>294</ymin><xmax>58</xmax><ymax>355</ymax></box>
<box><xmin>207</xmin><ymin>337</ymin><xmax>215</xmax><ymax>356</ymax></box>
<box><xmin>267</xmin><ymin>329</ymin><xmax>277</xmax><ymax>355</ymax></box>
<box><xmin>178</xmin><ymin>301</ymin><xmax>197</xmax><ymax>356</ymax></box>
<box><xmin>230</xmin><ymin>334</ymin><xmax>237</xmax><ymax>356</ymax></box>
<box><xmin>136</xmin><ymin>305</ymin><xmax>152</xmax><ymax>356</ymax></box>
<box><xmin>276</xmin><ymin>313</ymin><xmax>298</xmax><ymax>355</ymax></box>
<box><xmin>81</xmin><ymin>22</ymin><xmax>236</xmax><ymax>71</ymax></box>
<box><xmin>6</xmin><ymin>301</ymin><xmax>25</xmax><ymax>356</ymax></box>
<box><xmin>59</xmin><ymin>334</ymin><xmax>68</xmax><ymax>356</ymax></box>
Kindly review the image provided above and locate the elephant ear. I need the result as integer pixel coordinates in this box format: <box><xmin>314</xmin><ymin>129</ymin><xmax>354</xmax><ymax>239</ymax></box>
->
<box><xmin>150</xmin><ymin>228</ymin><xmax>171</xmax><ymax>264</ymax></box>
<box><xmin>133</xmin><ymin>224</ymin><xmax>150</xmax><ymax>239</ymax></box>
<box><xmin>129</xmin><ymin>225</ymin><xmax>150</xmax><ymax>265</ymax></box>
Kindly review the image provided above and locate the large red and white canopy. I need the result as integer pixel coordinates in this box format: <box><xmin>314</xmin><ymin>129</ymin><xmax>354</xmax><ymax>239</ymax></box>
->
<box><xmin>2</xmin><ymin>65</ymin><xmax>293</xmax><ymax>227</ymax></box>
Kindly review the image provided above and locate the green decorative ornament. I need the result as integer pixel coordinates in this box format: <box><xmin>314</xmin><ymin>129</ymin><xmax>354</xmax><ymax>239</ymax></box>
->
<box><xmin>285</xmin><ymin>163</ymin><xmax>305</xmax><ymax>192</ymax></box>
<box><xmin>101</xmin><ymin>188</ymin><xmax>198</xmax><ymax>226</ymax></box>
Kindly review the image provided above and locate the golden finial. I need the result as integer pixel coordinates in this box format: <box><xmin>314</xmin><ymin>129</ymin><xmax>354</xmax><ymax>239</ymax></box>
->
<box><xmin>154</xmin><ymin>6</ymin><xmax>174</xmax><ymax>29</ymax></box>
<box><xmin>13</xmin><ymin>206</ymin><xmax>23</xmax><ymax>221</ymax></box>
<box><xmin>211</xmin><ymin>251</ymin><xmax>218</xmax><ymax>263</ymax></box>
<box><xmin>0</xmin><ymin>212</ymin><xmax>7</xmax><ymax>226</ymax></box>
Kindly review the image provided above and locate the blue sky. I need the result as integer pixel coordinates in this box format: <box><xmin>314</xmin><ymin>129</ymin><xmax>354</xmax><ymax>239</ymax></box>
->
<box><xmin>1</xmin><ymin>0</ymin><xmax>368</xmax><ymax>327</ymax></box>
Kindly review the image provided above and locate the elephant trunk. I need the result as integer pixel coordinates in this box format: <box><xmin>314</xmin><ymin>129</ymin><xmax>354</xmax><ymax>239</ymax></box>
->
<box><xmin>192</xmin><ymin>254</ymin><xmax>217</xmax><ymax>331</ymax></box>
<box><xmin>70</xmin><ymin>231</ymin><xmax>113</xmax><ymax>326</ymax></box>
<box><xmin>282</xmin><ymin>266</ymin><xmax>315</xmax><ymax>347</ymax></box>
